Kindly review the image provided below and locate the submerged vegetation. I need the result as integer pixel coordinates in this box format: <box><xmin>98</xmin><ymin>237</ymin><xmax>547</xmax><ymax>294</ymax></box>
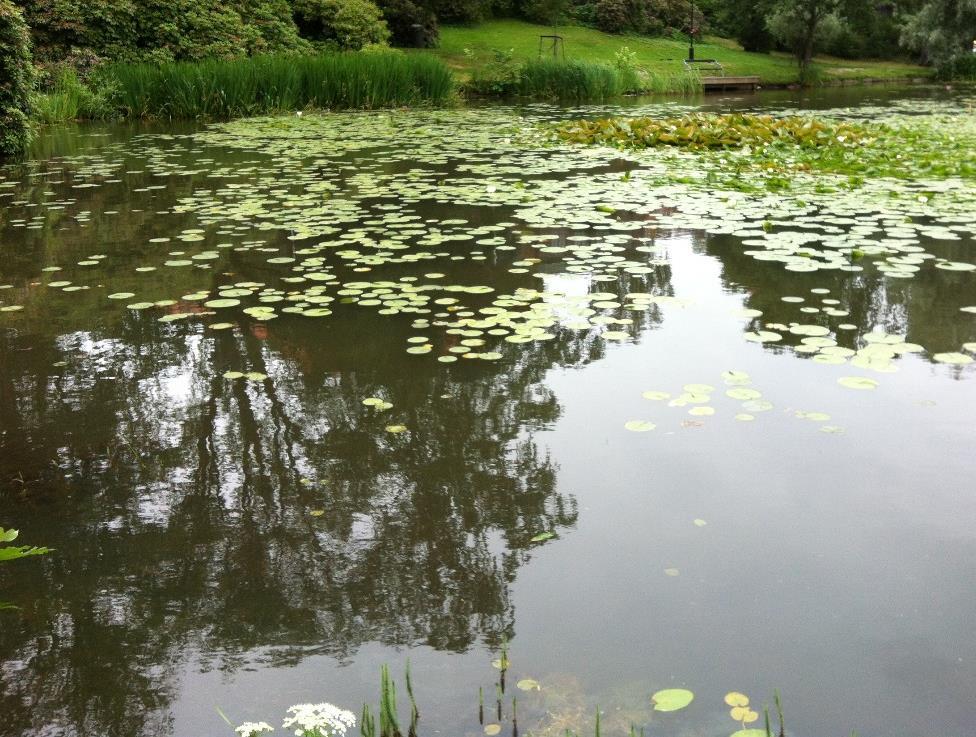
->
<box><xmin>107</xmin><ymin>51</ymin><xmax>456</xmax><ymax>118</ymax></box>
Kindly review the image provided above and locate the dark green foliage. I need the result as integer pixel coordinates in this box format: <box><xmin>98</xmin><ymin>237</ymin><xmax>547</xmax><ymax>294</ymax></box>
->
<box><xmin>429</xmin><ymin>0</ymin><xmax>490</xmax><ymax>22</ymax></box>
<box><xmin>0</xmin><ymin>0</ymin><xmax>34</xmax><ymax>156</ymax></box>
<box><xmin>293</xmin><ymin>0</ymin><xmax>391</xmax><ymax>49</ymax></box>
<box><xmin>105</xmin><ymin>51</ymin><xmax>456</xmax><ymax>118</ymax></box>
<box><xmin>592</xmin><ymin>0</ymin><xmax>700</xmax><ymax>35</ymax></box>
<box><xmin>377</xmin><ymin>0</ymin><xmax>438</xmax><ymax>46</ymax></box>
<box><xmin>594</xmin><ymin>0</ymin><xmax>630</xmax><ymax>32</ymax></box>
<box><xmin>523</xmin><ymin>0</ymin><xmax>570</xmax><ymax>25</ymax></box>
<box><xmin>901</xmin><ymin>0</ymin><xmax>976</xmax><ymax>65</ymax></box>
<box><xmin>32</xmin><ymin>67</ymin><xmax>116</xmax><ymax>122</ymax></box>
<box><xmin>938</xmin><ymin>52</ymin><xmax>976</xmax><ymax>78</ymax></box>
<box><xmin>14</xmin><ymin>0</ymin><xmax>309</xmax><ymax>62</ymax></box>
<box><xmin>710</xmin><ymin>0</ymin><xmax>776</xmax><ymax>51</ymax></box>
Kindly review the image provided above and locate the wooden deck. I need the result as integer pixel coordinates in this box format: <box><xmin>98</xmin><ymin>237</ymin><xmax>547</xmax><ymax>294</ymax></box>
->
<box><xmin>701</xmin><ymin>75</ymin><xmax>761</xmax><ymax>91</ymax></box>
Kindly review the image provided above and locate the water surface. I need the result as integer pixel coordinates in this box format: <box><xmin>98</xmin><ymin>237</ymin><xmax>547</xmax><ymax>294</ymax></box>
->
<box><xmin>1</xmin><ymin>87</ymin><xmax>975</xmax><ymax>737</ymax></box>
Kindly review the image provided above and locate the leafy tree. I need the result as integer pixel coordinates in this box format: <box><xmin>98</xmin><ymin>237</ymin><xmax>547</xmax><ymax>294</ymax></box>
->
<box><xmin>900</xmin><ymin>0</ymin><xmax>976</xmax><ymax>65</ymax></box>
<box><xmin>293</xmin><ymin>0</ymin><xmax>391</xmax><ymax>49</ymax></box>
<box><xmin>0</xmin><ymin>0</ymin><xmax>34</xmax><ymax>156</ymax></box>
<box><xmin>766</xmin><ymin>0</ymin><xmax>841</xmax><ymax>75</ymax></box>
<box><xmin>708</xmin><ymin>0</ymin><xmax>777</xmax><ymax>51</ymax></box>
<box><xmin>376</xmin><ymin>0</ymin><xmax>438</xmax><ymax>47</ymax></box>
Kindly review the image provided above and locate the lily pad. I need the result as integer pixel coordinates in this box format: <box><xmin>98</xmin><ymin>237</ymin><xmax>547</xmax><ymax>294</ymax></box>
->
<box><xmin>651</xmin><ymin>688</ymin><xmax>694</xmax><ymax>712</ymax></box>
<box><xmin>624</xmin><ymin>420</ymin><xmax>656</xmax><ymax>432</ymax></box>
<box><xmin>838</xmin><ymin>376</ymin><xmax>879</xmax><ymax>390</ymax></box>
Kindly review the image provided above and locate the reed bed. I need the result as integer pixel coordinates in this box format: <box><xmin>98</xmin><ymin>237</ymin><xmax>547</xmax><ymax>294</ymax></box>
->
<box><xmin>104</xmin><ymin>52</ymin><xmax>456</xmax><ymax>119</ymax></box>
<box><xmin>471</xmin><ymin>58</ymin><xmax>702</xmax><ymax>101</ymax></box>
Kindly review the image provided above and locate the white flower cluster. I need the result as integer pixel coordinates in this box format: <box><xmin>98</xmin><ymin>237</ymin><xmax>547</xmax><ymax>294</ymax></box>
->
<box><xmin>282</xmin><ymin>703</ymin><xmax>357</xmax><ymax>737</ymax></box>
<box><xmin>235</xmin><ymin>722</ymin><xmax>274</xmax><ymax>737</ymax></box>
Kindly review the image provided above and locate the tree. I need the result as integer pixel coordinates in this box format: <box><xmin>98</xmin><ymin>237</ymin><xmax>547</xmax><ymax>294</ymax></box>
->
<box><xmin>0</xmin><ymin>0</ymin><xmax>34</xmax><ymax>156</ymax></box>
<box><xmin>900</xmin><ymin>0</ymin><xmax>976</xmax><ymax>66</ymax></box>
<box><xmin>766</xmin><ymin>0</ymin><xmax>841</xmax><ymax>77</ymax></box>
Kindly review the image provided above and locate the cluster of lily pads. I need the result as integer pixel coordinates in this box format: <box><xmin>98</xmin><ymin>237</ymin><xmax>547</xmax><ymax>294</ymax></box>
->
<box><xmin>555</xmin><ymin>113</ymin><xmax>876</xmax><ymax>152</ymax></box>
<box><xmin>1</xmin><ymin>98</ymin><xmax>974</xmax><ymax>397</ymax></box>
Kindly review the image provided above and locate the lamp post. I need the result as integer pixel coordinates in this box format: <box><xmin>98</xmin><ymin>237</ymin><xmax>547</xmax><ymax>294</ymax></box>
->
<box><xmin>688</xmin><ymin>0</ymin><xmax>696</xmax><ymax>62</ymax></box>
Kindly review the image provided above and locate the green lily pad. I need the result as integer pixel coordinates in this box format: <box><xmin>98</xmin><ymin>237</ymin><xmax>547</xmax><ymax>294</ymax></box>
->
<box><xmin>933</xmin><ymin>352</ymin><xmax>973</xmax><ymax>365</ymax></box>
<box><xmin>651</xmin><ymin>688</ymin><xmax>694</xmax><ymax>712</ymax></box>
<box><xmin>838</xmin><ymin>376</ymin><xmax>879</xmax><ymax>390</ymax></box>
<box><xmin>624</xmin><ymin>420</ymin><xmax>656</xmax><ymax>432</ymax></box>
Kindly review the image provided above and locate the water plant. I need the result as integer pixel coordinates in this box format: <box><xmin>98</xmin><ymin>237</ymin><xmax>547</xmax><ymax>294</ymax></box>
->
<box><xmin>555</xmin><ymin>113</ymin><xmax>876</xmax><ymax>152</ymax></box>
<box><xmin>32</xmin><ymin>68</ymin><xmax>118</xmax><ymax>123</ymax></box>
<box><xmin>103</xmin><ymin>51</ymin><xmax>456</xmax><ymax>119</ymax></box>
<box><xmin>1</xmin><ymin>527</ymin><xmax>50</xmax><ymax>609</ymax></box>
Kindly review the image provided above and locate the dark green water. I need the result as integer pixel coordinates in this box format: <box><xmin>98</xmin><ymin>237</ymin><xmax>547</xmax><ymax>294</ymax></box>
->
<box><xmin>1</xmin><ymin>87</ymin><xmax>975</xmax><ymax>737</ymax></box>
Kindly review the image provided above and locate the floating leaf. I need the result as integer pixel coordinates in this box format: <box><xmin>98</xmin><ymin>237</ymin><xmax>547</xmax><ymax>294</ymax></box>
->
<box><xmin>624</xmin><ymin>420</ymin><xmax>656</xmax><ymax>432</ymax></box>
<box><xmin>724</xmin><ymin>692</ymin><xmax>749</xmax><ymax>707</ymax></box>
<box><xmin>516</xmin><ymin>679</ymin><xmax>541</xmax><ymax>692</ymax></box>
<box><xmin>837</xmin><ymin>376</ymin><xmax>879</xmax><ymax>390</ymax></box>
<box><xmin>651</xmin><ymin>688</ymin><xmax>693</xmax><ymax>712</ymax></box>
<box><xmin>933</xmin><ymin>352</ymin><xmax>973</xmax><ymax>365</ymax></box>
<box><xmin>484</xmin><ymin>725</ymin><xmax>501</xmax><ymax>736</ymax></box>
<box><xmin>530</xmin><ymin>532</ymin><xmax>555</xmax><ymax>542</ymax></box>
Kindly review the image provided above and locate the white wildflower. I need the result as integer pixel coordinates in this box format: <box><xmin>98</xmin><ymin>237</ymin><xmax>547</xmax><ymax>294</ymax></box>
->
<box><xmin>235</xmin><ymin>722</ymin><xmax>274</xmax><ymax>737</ymax></box>
<box><xmin>282</xmin><ymin>703</ymin><xmax>357</xmax><ymax>737</ymax></box>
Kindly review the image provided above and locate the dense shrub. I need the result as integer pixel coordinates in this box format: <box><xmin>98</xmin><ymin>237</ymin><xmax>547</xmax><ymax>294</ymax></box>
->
<box><xmin>14</xmin><ymin>0</ymin><xmax>308</xmax><ymax>63</ymax></box>
<box><xmin>429</xmin><ymin>0</ymin><xmax>489</xmax><ymax>23</ymax></box>
<box><xmin>937</xmin><ymin>53</ymin><xmax>976</xmax><ymax>79</ymax></box>
<box><xmin>294</xmin><ymin>0</ymin><xmax>391</xmax><ymax>49</ymax></box>
<box><xmin>1</xmin><ymin>0</ymin><xmax>34</xmax><ymax>156</ymax></box>
<box><xmin>594</xmin><ymin>0</ymin><xmax>630</xmax><ymax>32</ymax></box>
<box><xmin>376</xmin><ymin>0</ymin><xmax>438</xmax><ymax>47</ymax></box>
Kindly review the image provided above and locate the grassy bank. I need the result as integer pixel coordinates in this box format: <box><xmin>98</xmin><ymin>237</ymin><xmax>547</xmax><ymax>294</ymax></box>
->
<box><xmin>432</xmin><ymin>19</ymin><xmax>932</xmax><ymax>88</ymax></box>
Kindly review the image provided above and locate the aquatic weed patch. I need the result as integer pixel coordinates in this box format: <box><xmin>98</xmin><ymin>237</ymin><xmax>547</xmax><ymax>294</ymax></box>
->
<box><xmin>553</xmin><ymin>111</ymin><xmax>976</xmax><ymax>182</ymax></box>
<box><xmin>555</xmin><ymin>114</ymin><xmax>877</xmax><ymax>151</ymax></box>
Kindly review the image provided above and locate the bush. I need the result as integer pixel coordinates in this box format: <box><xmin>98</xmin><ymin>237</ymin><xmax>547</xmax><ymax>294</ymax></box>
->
<box><xmin>938</xmin><ymin>54</ymin><xmax>976</xmax><ymax>80</ymax></box>
<box><xmin>595</xmin><ymin>0</ymin><xmax>630</xmax><ymax>33</ymax></box>
<box><xmin>33</xmin><ymin>68</ymin><xmax>118</xmax><ymax>123</ymax></box>
<box><xmin>15</xmin><ymin>0</ymin><xmax>309</xmax><ymax>63</ymax></box>
<box><xmin>429</xmin><ymin>0</ymin><xmax>489</xmax><ymax>23</ymax></box>
<box><xmin>376</xmin><ymin>0</ymin><xmax>438</xmax><ymax>47</ymax></box>
<box><xmin>1</xmin><ymin>0</ymin><xmax>34</xmax><ymax>156</ymax></box>
<box><xmin>466</xmin><ymin>47</ymin><xmax>521</xmax><ymax>94</ymax></box>
<box><xmin>294</xmin><ymin>0</ymin><xmax>391</xmax><ymax>49</ymax></box>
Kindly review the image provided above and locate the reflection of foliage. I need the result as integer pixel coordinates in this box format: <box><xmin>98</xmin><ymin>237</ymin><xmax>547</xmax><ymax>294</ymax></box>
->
<box><xmin>0</xmin><ymin>270</ymin><xmax>585</xmax><ymax>733</ymax></box>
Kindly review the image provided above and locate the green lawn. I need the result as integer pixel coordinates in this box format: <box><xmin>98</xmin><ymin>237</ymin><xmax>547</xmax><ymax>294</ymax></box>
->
<box><xmin>430</xmin><ymin>19</ymin><xmax>930</xmax><ymax>86</ymax></box>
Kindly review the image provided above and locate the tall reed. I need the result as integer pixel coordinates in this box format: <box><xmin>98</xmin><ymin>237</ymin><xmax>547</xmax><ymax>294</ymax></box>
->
<box><xmin>103</xmin><ymin>51</ymin><xmax>456</xmax><ymax>119</ymax></box>
<box><xmin>510</xmin><ymin>59</ymin><xmax>701</xmax><ymax>101</ymax></box>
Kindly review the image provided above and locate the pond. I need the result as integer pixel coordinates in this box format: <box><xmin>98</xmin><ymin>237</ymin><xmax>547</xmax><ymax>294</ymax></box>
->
<box><xmin>1</xmin><ymin>86</ymin><xmax>975</xmax><ymax>737</ymax></box>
